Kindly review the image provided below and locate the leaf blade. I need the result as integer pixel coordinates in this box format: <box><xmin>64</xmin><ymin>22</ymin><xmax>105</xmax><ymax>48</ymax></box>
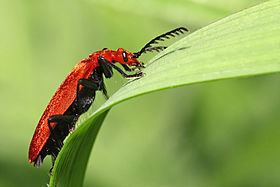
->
<box><xmin>50</xmin><ymin>0</ymin><xmax>280</xmax><ymax>186</ymax></box>
<box><xmin>49</xmin><ymin>110</ymin><xmax>109</xmax><ymax>187</ymax></box>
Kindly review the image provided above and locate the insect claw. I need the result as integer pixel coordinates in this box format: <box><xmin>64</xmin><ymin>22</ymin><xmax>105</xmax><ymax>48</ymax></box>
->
<box><xmin>69</xmin><ymin>127</ymin><xmax>75</xmax><ymax>133</ymax></box>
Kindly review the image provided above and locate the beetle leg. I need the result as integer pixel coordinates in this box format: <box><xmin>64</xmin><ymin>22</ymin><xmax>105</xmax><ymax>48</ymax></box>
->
<box><xmin>121</xmin><ymin>64</ymin><xmax>132</xmax><ymax>71</ymax></box>
<box><xmin>98</xmin><ymin>56</ymin><xmax>143</xmax><ymax>79</ymax></box>
<box><xmin>49</xmin><ymin>156</ymin><xmax>56</xmax><ymax>174</ymax></box>
<box><xmin>48</xmin><ymin>114</ymin><xmax>77</xmax><ymax>143</ymax></box>
<box><xmin>77</xmin><ymin>78</ymin><xmax>98</xmax><ymax>99</ymax></box>
<box><xmin>98</xmin><ymin>56</ymin><xmax>114</xmax><ymax>78</ymax></box>
<box><xmin>77</xmin><ymin>77</ymin><xmax>108</xmax><ymax>100</ymax></box>
<box><xmin>48</xmin><ymin>115</ymin><xmax>77</xmax><ymax>146</ymax></box>
<box><xmin>121</xmin><ymin>64</ymin><xmax>145</xmax><ymax>71</ymax></box>
<box><xmin>76</xmin><ymin>78</ymin><xmax>98</xmax><ymax>106</ymax></box>
<box><xmin>78</xmin><ymin>78</ymin><xmax>100</xmax><ymax>90</ymax></box>
<box><xmin>92</xmin><ymin>68</ymin><xmax>109</xmax><ymax>99</ymax></box>
<box><xmin>47</xmin><ymin>114</ymin><xmax>77</xmax><ymax>171</ymax></box>
<box><xmin>107</xmin><ymin>62</ymin><xmax>143</xmax><ymax>78</ymax></box>
<box><xmin>100</xmin><ymin>78</ymin><xmax>108</xmax><ymax>99</ymax></box>
<box><xmin>48</xmin><ymin>115</ymin><xmax>77</xmax><ymax>129</ymax></box>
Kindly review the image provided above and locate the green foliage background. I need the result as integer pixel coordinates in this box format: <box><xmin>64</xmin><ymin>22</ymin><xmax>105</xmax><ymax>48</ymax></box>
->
<box><xmin>1</xmin><ymin>0</ymin><xmax>279</xmax><ymax>186</ymax></box>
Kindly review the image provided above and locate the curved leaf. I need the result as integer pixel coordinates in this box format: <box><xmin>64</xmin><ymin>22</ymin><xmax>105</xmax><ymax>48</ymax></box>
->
<box><xmin>49</xmin><ymin>0</ymin><xmax>280</xmax><ymax>186</ymax></box>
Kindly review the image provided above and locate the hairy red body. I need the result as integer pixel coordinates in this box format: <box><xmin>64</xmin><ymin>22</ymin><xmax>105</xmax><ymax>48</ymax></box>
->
<box><xmin>28</xmin><ymin>27</ymin><xmax>188</xmax><ymax>167</ymax></box>
<box><xmin>28</xmin><ymin>49</ymin><xmax>136</xmax><ymax>163</ymax></box>
<box><xmin>29</xmin><ymin>60</ymin><xmax>95</xmax><ymax>163</ymax></box>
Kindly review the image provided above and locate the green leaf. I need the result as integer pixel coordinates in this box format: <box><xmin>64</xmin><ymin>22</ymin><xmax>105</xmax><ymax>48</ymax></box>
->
<box><xmin>49</xmin><ymin>110</ymin><xmax>109</xmax><ymax>187</ymax></box>
<box><xmin>49</xmin><ymin>0</ymin><xmax>280</xmax><ymax>186</ymax></box>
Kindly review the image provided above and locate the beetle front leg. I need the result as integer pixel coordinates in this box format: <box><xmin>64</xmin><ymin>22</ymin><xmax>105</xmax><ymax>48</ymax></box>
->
<box><xmin>98</xmin><ymin>56</ymin><xmax>143</xmax><ymax>79</ymax></box>
<box><xmin>121</xmin><ymin>64</ymin><xmax>132</xmax><ymax>71</ymax></box>
<box><xmin>108</xmin><ymin>62</ymin><xmax>143</xmax><ymax>78</ymax></box>
<box><xmin>122</xmin><ymin>64</ymin><xmax>145</xmax><ymax>72</ymax></box>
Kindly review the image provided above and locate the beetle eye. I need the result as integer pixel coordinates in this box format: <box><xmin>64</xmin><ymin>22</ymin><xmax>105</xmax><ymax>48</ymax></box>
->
<box><xmin>122</xmin><ymin>51</ymin><xmax>128</xmax><ymax>62</ymax></box>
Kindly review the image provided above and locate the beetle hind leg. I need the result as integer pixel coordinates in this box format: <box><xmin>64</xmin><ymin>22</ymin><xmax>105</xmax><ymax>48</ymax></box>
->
<box><xmin>48</xmin><ymin>115</ymin><xmax>78</xmax><ymax>136</ymax></box>
<box><xmin>45</xmin><ymin>114</ymin><xmax>78</xmax><ymax>170</ymax></box>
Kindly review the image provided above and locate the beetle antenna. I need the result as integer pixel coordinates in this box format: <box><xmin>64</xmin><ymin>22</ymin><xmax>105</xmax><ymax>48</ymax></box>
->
<box><xmin>133</xmin><ymin>27</ymin><xmax>188</xmax><ymax>58</ymax></box>
<box><xmin>143</xmin><ymin>46</ymin><xmax>167</xmax><ymax>53</ymax></box>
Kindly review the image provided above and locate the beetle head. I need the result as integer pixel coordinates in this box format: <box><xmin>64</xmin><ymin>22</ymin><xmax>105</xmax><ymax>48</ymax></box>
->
<box><xmin>115</xmin><ymin>48</ymin><xmax>144</xmax><ymax>68</ymax></box>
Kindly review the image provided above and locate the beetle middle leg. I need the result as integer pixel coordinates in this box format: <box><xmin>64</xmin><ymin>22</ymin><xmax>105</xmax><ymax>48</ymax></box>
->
<box><xmin>77</xmin><ymin>73</ymin><xmax>108</xmax><ymax>100</ymax></box>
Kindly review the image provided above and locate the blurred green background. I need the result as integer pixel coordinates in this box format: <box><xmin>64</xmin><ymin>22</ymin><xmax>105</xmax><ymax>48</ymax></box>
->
<box><xmin>1</xmin><ymin>0</ymin><xmax>280</xmax><ymax>186</ymax></box>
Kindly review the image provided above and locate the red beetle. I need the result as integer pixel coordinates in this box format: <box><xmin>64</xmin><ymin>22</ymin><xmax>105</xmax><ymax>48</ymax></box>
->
<box><xmin>28</xmin><ymin>27</ymin><xmax>188</xmax><ymax>169</ymax></box>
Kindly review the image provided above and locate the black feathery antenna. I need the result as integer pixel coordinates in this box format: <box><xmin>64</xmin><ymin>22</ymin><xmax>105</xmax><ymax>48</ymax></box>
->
<box><xmin>142</xmin><ymin>46</ymin><xmax>167</xmax><ymax>53</ymax></box>
<box><xmin>133</xmin><ymin>27</ymin><xmax>188</xmax><ymax>58</ymax></box>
